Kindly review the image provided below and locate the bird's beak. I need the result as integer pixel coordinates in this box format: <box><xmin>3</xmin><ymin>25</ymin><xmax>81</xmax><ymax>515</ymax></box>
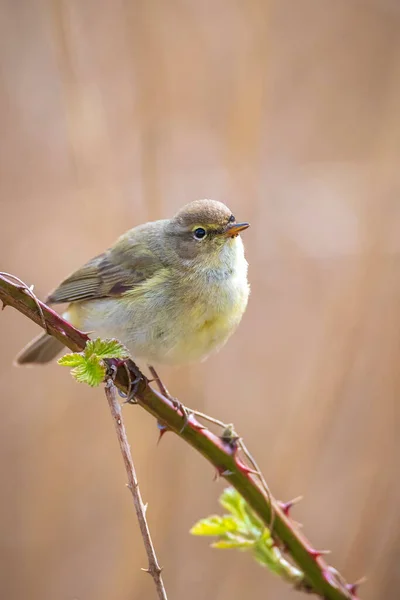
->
<box><xmin>224</xmin><ymin>222</ymin><xmax>250</xmax><ymax>237</ymax></box>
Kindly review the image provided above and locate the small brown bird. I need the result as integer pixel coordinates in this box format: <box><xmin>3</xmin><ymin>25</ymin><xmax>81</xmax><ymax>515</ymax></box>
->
<box><xmin>16</xmin><ymin>199</ymin><xmax>250</xmax><ymax>367</ymax></box>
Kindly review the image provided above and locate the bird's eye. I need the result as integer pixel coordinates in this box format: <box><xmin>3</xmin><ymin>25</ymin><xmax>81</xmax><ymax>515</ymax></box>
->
<box><xmin>229</xmin><ymin>214</ymin><xmax>235</xmax><ymax>223</ymax></box>
<box><xmin>193</xmin><ymin>227</ymin><xmax>207</xmax><ymax>240</ymax></box>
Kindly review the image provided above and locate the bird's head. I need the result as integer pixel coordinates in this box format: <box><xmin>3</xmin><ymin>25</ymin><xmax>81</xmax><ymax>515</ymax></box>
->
<box><xmin>165</xmin><ymin>199</ymin><xmax>249</xmax><ymax>267</ymax></box>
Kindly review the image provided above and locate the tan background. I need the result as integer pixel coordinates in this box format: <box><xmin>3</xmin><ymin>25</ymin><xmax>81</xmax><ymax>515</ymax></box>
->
<box><xmin>1</xmin><ymin>1</ymin><xmax>400</xmax><ymax>599</ymax></box>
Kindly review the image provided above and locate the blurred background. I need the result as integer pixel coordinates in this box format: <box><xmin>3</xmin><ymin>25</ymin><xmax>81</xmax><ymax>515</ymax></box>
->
<box><xmin>0</xmin><ymin>1</ymin><xmax>399</xmax><ymax>599</ymax></box>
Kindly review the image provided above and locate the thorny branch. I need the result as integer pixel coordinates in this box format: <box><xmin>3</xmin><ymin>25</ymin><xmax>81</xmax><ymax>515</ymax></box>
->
<box><xmin>0</xmin><ymin>272</ymin><xmax>362</xmax><ymax>600</ymax></box>
<box><xmin>104</xmin><ymin>378</ymin><xmax>167</xmax><ymax>600</ymax></box>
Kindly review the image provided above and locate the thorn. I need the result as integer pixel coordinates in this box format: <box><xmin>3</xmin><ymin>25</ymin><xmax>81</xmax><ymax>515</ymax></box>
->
<box><xmin>234</xmin><ymin>456</ymin><xmax>259</xmax><ymax>476</ymax></box>
<box><xmin>307</xmin><ymin>547</ymin><xmax>331</xmax><ymax>559</ymax></box>
<box><xmin>346</xmin><ymin>584</ymin><xmax>357</xmax><ymax>596</ymax></box>
<box><xmin>324</xmin><ymin>566</ymin><xmax>358</xmax><ymax>595</ymax></box>
<box><xmin>142</xmin><ymin>565</ymin><xmax>163</xmax><ymax>576</ymax></box>
<box><xmin>156</xmin><ymin>421</ymin><xmax>170</xmax><ymax>444</ymax></box>
<box><xmin>213</xmin><ymin>465</ymin><xmax>229</xmax><ymax>481</ymax></box>
<box><xmin>278</xmin><ymin>496</ymin><xmax>303</xmax><ymax>516</ymax></box>
<box><xmin>346</xmin><ymin>577</ymin><xmax>367</xmax><ymax>596</ymax></box>
<box><xmin>213</xmin><ymin>467</ymin><xmax>222</xmax><ymax>481</ymax></box>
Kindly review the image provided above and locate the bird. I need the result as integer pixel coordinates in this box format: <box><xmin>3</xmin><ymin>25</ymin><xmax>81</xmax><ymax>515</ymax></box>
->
<box><xmin>16</xmin><ymin>199</ymin><xmax>250</xmax><ymax>370</ymax></box>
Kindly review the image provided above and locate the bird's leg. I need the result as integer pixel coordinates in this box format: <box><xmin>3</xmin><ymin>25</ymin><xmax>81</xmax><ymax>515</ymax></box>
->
<box><xmin>117</xmin><ymin>379</ymin><xmax>141</xmax><ymax>403</ymax></box>
<box><xmin>107</xmin><ymin>358</ymin><xmax>142</xmax><ymax>404</ymax></box>
<box><xmin>148</xmin><ymin>365</ymin><xmax>191</xmax><ymax>431</ymax></box>
<box><xmin>124</xmin><ymin>360</ymin><xmax>143</xmax><ymax>404</ymax></box>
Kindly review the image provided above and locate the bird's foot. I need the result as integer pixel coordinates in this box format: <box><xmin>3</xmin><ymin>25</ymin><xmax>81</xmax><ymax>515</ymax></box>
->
<box><xmin>107</xmin><ymin>358</ymin><xmax>143</xmax><ymax>404</ymax></box>
<box><xmin>122</xmin><ymin>374</ymin><xmax>142</xmax><ymax>404</ymax></box>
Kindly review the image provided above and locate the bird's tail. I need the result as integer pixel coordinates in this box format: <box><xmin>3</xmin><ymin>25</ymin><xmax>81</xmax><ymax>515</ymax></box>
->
<box><xmin>15</xmin><ymin>332</ymin><xmax>65</xmax><ymax>365</ymax></box>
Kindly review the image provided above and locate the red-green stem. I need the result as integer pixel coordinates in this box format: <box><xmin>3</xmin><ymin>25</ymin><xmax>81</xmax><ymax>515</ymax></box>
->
<box><xmin>0</xmin><ymin>273</ymin><xmax>358</xmax><ymax>600</ymax></box>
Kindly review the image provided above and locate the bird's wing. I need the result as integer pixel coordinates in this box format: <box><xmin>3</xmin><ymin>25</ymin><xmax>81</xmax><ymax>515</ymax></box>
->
<box><xmin>46</xmin><ymin>237</ymin><xmax>164</xmax><ymax>305</ymax></box>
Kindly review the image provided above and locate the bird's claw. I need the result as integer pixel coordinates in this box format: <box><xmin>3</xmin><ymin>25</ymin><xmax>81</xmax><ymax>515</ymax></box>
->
<box><xmin>106</xmin><ymin>359</ymin><xmax>143</xmax><ymax>404</ymax></box>
<box><xmin>122</xmin><ymin>375</ymin><xmax>141</xmax><ymax>404</ymax></box>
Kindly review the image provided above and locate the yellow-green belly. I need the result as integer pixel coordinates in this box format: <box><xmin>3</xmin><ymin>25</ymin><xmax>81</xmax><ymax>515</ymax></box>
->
<box><xmin>65</xmin><ymin>273</ymin><xmax>249</xmax><ymax>366</ymax></box>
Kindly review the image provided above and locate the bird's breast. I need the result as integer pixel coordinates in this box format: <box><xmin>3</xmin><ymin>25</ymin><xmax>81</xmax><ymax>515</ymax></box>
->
<box><xmin>185</xmin><ymin>252</ymin><xmax>249</xmax><ymax>341</ymax></box>
<box><xmin>66</xmin><ymin>242</ymin><xmax>249</xmax><ymax>366</ymax></box>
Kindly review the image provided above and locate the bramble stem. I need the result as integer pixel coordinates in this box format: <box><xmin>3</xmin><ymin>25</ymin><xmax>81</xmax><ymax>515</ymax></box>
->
<box><xmin>0</xmin><ymin>273</ymin><xmax>357</xmax><ymax>600</ymax></box>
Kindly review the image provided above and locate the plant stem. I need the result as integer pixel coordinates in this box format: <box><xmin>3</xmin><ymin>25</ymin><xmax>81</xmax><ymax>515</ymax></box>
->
<box><xmin>104</xmin><ymin>378</ymin><xmax>168</xmax><ymax>600</ymax></box>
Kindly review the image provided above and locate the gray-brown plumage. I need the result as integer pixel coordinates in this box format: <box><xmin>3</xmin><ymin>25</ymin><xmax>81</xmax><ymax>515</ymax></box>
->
<box><xmin>16</xmin><ymin>199</ymin><xmax>250</xmax><ymax>366</ymax></box>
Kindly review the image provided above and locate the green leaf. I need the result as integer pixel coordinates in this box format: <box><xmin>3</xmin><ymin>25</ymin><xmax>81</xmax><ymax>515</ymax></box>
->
<box><xmin>72</xmin><ymin>355</ymin><xmax>106</xmax><ymax>387</ymax></box>
<box><xmin>84</xmin><ymin>338</ymin><xmax>129</xmax><ymax>360</ymax></box>
<box><xmin>58</xmin><ymin>353</ymin><xmax>86</xmax><ymax>367</ymax></box>
<box><xmin>190</xmin><ymin>515</ymin><xmax>238</xmax><ymax>536</ymax></box>
<box><xmin>219</xmin><ymin>487</ymin><xmax>247</xmax><ymax>521</ymax></box>
<box><xmin>191</xmin><ymin>487</ymin><xmax>305</xmax><ymax>587</ymax></box>
<box><xmin>212</xmin><ymin>539</ymin><xmax>254</xmax><ymax>549</ymax></box>
<box><xmin>220</xmin><ymin>487</ymin><xmax>263</xmax><ymax>534</ymax></box>
<box><xmin>58</xmin><ymin>337</ymin><xmax>129</xmax><ymax>387</ymax></box>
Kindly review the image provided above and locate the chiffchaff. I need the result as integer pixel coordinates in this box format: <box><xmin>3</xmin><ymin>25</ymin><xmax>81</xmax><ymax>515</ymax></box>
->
<box><xmin>16</xmin><ymin>199</ymin><xmax>250</xmax><ymax>368</ymax></box>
